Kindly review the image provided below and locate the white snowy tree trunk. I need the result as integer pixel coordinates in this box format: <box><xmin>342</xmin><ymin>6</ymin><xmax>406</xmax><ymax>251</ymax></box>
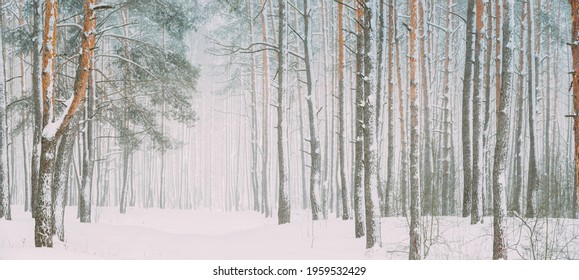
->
<box><xmin>492</xmin><ymin>0</ymin><xmax>514</xmax><ymax>260</ymax></box>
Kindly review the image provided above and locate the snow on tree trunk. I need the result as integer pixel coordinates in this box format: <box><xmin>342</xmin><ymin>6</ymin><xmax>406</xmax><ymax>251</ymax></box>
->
<box><xmin>441</xmin><ymin>0</ymin><xmax>453</xmax><ymax>216</ymax></box>
<box><xmin>418</xmin><ymin>0</ymin><xmax>433</xmax><ymax>216</ymax></box>
<box><xmin>374</xmin><ymin>0</ymin><xmax>386</xmax><ymax>218</ymax></box>
<box><xmin>337</xmin><ymin>0</ymin><xmax>351</xmax><ymax>220</ymax></box>
<box><xmin>570</xmin><ymin>0</ymin><xmax>579</xmax><ymax>211</ymax></box>
<box><xmin>353</xmin><ymin>0</ymin><xmax>366</xmax><ymax>238</ymax></box>
<box><xmin>247</xmin><ymin>0</ymin><xmax>261</xmax><ymax>212</ymax></box>
<box><xmin>511</xmin><ymin>1</ymin><xmax>526</xmax><ymax>215</ymax></box>
<box><xmin>385</xmin><ymin>0</ymin><xmax>395</xmax><ymax>217</ymax></box>
<box><xmin>471</xmin><ymin>0</ymin><xmax>484</xmax><ymax>225</ymax></box>
<box><xmin>302</xmin><ymin>0</ymin><xmax>321</xmax><ymax>221</ymax></box>
<box><xmin>409</xmin><ymin>0</ymin><xmax>422</xmax><ymax>260</ymax></box>
<box><xmin>35</xmin><ymin>0</ymin><xmax>59</xmax><ymax>247</ymax></box>
<box><xmin>36</xmin><ymin>0</ymin><xmax>97</xmax><ymax>246</ymax></box>
<box><xmin>526</xmin><ymin>0</ymin><xmax>538</xmax><ymax>219</ymax></box>
<box><xmin>30</xmin><ymin>0</ymin><xmax>43</xmax><ymax>219</ymax></box>
<box><xmin>394</xmin><ymin>5</ymin><xmax>408</xmax><ymax>218</ymax></box>
<box><xmin>362</xmin><ymin>0</ymin><xmax>382</xmax><ymax>249</ymax></box>
<box><xmin>52</xmin><ymin>117</ymin><xmax>78</xmax><ymax>241</ymax></box>
<box><xmin>260</xmin><ymin>0</ymin><xmax>271</xmax><ymax>218</ymax></box>
<box><xmin>0</xmin><ymin>7</ymin><xmax>10</xmax><ymax>220</ymax></box>
<box><xmin>461</xmin><ymin>0</ymin><xmax>475</xmax><ymax>218</ymax></box>
<box><xmin>276</xmin><ymin>0</ymin><xmax>290</xmax><ymax>225</ymax></box>
<box><xmin>492</xmin><ymin>0</ymin><xmax>514</xmax><ymax>260</ymax></box>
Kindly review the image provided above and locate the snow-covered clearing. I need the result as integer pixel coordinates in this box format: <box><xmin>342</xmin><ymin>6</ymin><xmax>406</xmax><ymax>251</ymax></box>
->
<box><xmin>1</xmin><ymin>206</ymin><xmax>579</xmax><ymax>259</ymax></box>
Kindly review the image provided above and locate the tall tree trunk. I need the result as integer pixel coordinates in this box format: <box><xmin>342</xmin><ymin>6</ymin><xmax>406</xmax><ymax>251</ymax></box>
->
<box><xmin>394</xmin><ymin>3</ymin><xmax>408</xmax><ymax>217</ymax></box>
<box><xmin>441</xmin><ymin>0</ymin><xmax>453</xmax><ymax>216</ymax></box>
<box><xmin>30</xmin><ymin>0</ymin><xmax>43</xmax><ymax>219</ymax></box>
<box><xmin>18</xmin><ymin>0</ymin><xmax>30</xmax><ymax>213</ymax></box>
<box><xmin>482</xmin><ymin>0</ymin><xmax>494</xmax><ymax>216</ymax></box>
<box><xmin>492</xmin><ymin>0</ymin><xmax>513</xmax><ymax>260</ymax></box>
<box><xmin>543</xmin><ymin>1</ymin><xmax>552</xmax><ymax>216</ymax></box>
<box><xmin>511</xmin><ymin>0</ymin><xmax>526</xmax><ymax>215</ymax></box>
<box><xmin>418</xmin><ymin>0</ymin><xmax>432</xmax><ymax>216</ymax></box>
<box><xmin>374</xmin><ymin>0</ymin><xmax>386</xmax><ymax>218</ymax></box>
<box><xmin>302</xmin><ymin>0</ymin><xmax>321</xmax><ymax>221</ymax></box>
<box><xmin>276</xmin><ymin>0</ymin><xmax>290</xmax><ymax>225</ymax></box>
<box><xmin>35</xmin><ymin>0</ymin><xmax>59</xmax><ymax>247</ymax></box>
<box><xmin>260</xmin><ymin>0</ymin><xmax>271</xmax><ymax>218</ymax></box>
<box><xmin>337</xmin><ymin>0</ymin><xmax>350</xmax><ymax>220</ymax></box>
<box><xmin>409</xmin><ymin>0</ymin><xmax>421</xmax><ymax>260</ymax></box>
<box><xmin>0</xmin><ymin>2</ymin><xmax>9</xmax><ymax>220</ymax></box>
<box><xmin>353</xmin><ymin>0</ymin><xmax>366</xmax><ymax>237</ymax></box>
<box><xmin>526</xmin><ymin>0</ymin><xmax>538</xmax><ymax>218</ymax></box>
<box><xmin>471</xmin><ymin>0</ymin><xmax>484</xmax><ymax>224</ymax></box>
<box><xmin>569</xmin><ymin>0</ymin><xmax>579</xmax><ymax>211</ymax></box>
<box><xmin>461</xmin><ymin>0</ymin><xmax>475</xmax><ymax>218</ymax></box>
<box><xmin>363</xmin><ymin>0</ymin><xmax>381</xmax><ymax>249</ymax></box>
<box><xmin>385</xmin><ymin>0</ymin><xmax>395</xmax><ymax>217</ymax></box>
<box><xmin>247</xmin><ymin>0</ymin><xmax>261</xmax><ymax>212</ymax></box>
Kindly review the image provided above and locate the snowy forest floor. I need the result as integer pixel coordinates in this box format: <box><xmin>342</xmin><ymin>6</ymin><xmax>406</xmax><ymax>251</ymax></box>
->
<box><xmin>1</xmin><ymin>206</ymin><xmax>579</xmax><ymax>260</ymax></box>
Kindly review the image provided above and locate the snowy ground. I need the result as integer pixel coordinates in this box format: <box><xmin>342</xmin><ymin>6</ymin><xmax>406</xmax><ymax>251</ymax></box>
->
<box><xmin>1</xmin><ymin>206</ymin><xmax>579</xmax><ymax>259</ymax></box>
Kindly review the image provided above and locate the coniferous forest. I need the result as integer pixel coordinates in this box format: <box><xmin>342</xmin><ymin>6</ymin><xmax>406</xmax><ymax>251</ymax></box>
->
<box><xmin>1</xmin><ymin>0</ymin><xmax>579</xmax><ymax>260</ymax></box>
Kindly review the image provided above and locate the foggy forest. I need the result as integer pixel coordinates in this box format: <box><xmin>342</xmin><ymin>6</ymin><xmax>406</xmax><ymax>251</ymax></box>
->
<box><xmin>1</xmin><ymin>0</ymin><xmax>579</xmax><ymax>260</ymax></box>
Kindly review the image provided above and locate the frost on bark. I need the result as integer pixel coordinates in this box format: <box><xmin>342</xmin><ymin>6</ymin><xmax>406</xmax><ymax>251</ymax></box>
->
<box><xmin>409</xmin><ymin>0</ymin><xmax>422</xmax><ymax>260</ymax></box>
<box><xmin>35</xmin><ymin>0</ymin><xmax>97</xmax><ymax>247</ymax></box>
<box><xmin>362</xmin><ymin>0</ymin><xmax>381</xmax><ymax>249</ymax></box>
<box><xmin>276</xmin><ymin>0</ymin><xmax>290</xmax><ymax>225</ymax></box>
<box><xmin>0</xmin><ymin>5</ymin><xmax>10</xmax><ymax>220</ymax></box>
<box><xmin>374</xmin><ymin>0</ymin><xmax>386</xmax><ymax>218</ymax></box>
<box><xmin>260</xmin><ymin>0</ymin><xmax>271</xmax><ymax>218</ymax></box>
<box><xmin>385</xmin><ymin>0</ymin><xmax>395</xmax><ymax>217</ymax></box>
<box><xmin>353</xmin><ymin>0</ymin><xmax>366</xmax><ymax>238</ymax></box>
<box><xmin>492</xmin><ymin>0</ymin><xmax>513</xmax><ymax>260</ymax></box>
<box><xmin>30</xmin><ymin>0</ymin><xmax>43</xmax><ymax>219</ymax></box>
<box><xmin>441</xmin><ymin>0</ymin><xmax>453</xmax><ymax>216</ymax></box>
<box><xmin>526</xmin><ymin>0</ymin><xmax>538</xmax><ymax>218</ymax></box>
<box><xmin>394</xmin><ymin>3</ymin><xmax>408</xmax><ymax>218</ymax></box>
<box><xmin>337</xmin><ymin>0</ymin><xmax>351</xmax><ymax>220</ymax></box>
<box><xmin>302</xmin><ymin>0</ymin><xmax>321</xmax><ymax>221</ymax></box>
<box><xmin>511</xmin><ymin>1</ymin><xmax>526</xmax><ymax>215</ymax></box>
<box><xmin>247</xmin><ymin>0</ymin><xmax>260</xmax><ymax>212</ymax></box>
<box><xmin>471</xmin><ymin>0</ymin><xmax>484</xmax><ymax>224</ymax></box>
<box><xmin>52</xmin><ymin>117</ymin><xmax>79</xmax><ymax>241</ymax></box>
<box><xmin>418</xmin><ymin>0</ymin><xmax>433</xmax><ymax>216</ymax></box>
<box><xmin>570</xmin><ymin>0</ymin><xmax>579</xmax><ymax>211</ymax></box>
<box><xmin>461</xmin><ymin>0</ymin><xmax>475</xmax><ymax>218</ymax></box>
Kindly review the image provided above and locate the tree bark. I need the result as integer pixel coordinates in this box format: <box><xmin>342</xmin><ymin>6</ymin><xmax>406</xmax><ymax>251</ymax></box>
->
<box><xmin>409</xmin><ymin>0</ymin><xmax>422</xmax><ymax>260</ymax></box>
<box><xmin>353</xmin><ymin>0</ymin><xmax>366</xmax><ymax>237</ymax></box>
<box><xmin>30</xmin><ymin>0</ymin><xmax>43</xmax><ymax>219</ymax></box>
<box><xmin>363</xmin><ymin>0</ymin><xmax>381</xmax><ymax>249</ymax></box>
<box><xmin>441</xmin><ymin>0</ymin><xmax>453</xmax><ymax>216</ymax></box>
<box><xmin>418</xmin><ymin>0</ymin><xmax>432</xmax><ymax>216</ymax></box>
<box><xmin>276</xmin><ymin>0</ymin><xmax>290</xmax><ymax>225</ymax></box>
<box><xmin>569</xmin><ymin>0</ymin><xmax>579</xmax><ymax>211</ymax></box>
<box><xmin>492</xmin><ymin>0</ymin><xmax>513</xmax><ymax>260</ymax></box>
<box><xmin>461</xmin><ymin>0</ymin><xmax>475</xmax><ymax>218</ymax></box>
<box><xmin>526</xmin><ymin>0</ymin><xmax>538</xmax><ymax>218</ymax></box>
<box><xmin>0</xmin><ymin>3</ymin><xmax>9</xmax><ymax>220</ymax></box>
<box><xmin>260</xmin><ymin>0</ymin><xmax>271</xmax><ymax>218</ymax></box>
<box><xmin>385</xmin><ymin>0</ymin><xmax>395</xmax><ymax>217</ymax></box>
<box><xmin>302</xmin><ymin>0</ymin><xmax>321</xmax><ymax>221</ymax></box>
<box><xmin>247</xmin><ymin>0</ymin><xmax>261</xmax><ymax>212</ymax></box>
<box><xmin>52</xmin><ymin>117</ymin><xmax>79</xmax><ymax>241</ymax></box>
<box><xmin>471</xmin><ymin>0</ymin><xmax>484</xmax><ymax>224</ymax></box>
<box><xmin>337</xmin><ymin>0</ymin><xmax>351</xmax><ymax>220</ymax></box>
